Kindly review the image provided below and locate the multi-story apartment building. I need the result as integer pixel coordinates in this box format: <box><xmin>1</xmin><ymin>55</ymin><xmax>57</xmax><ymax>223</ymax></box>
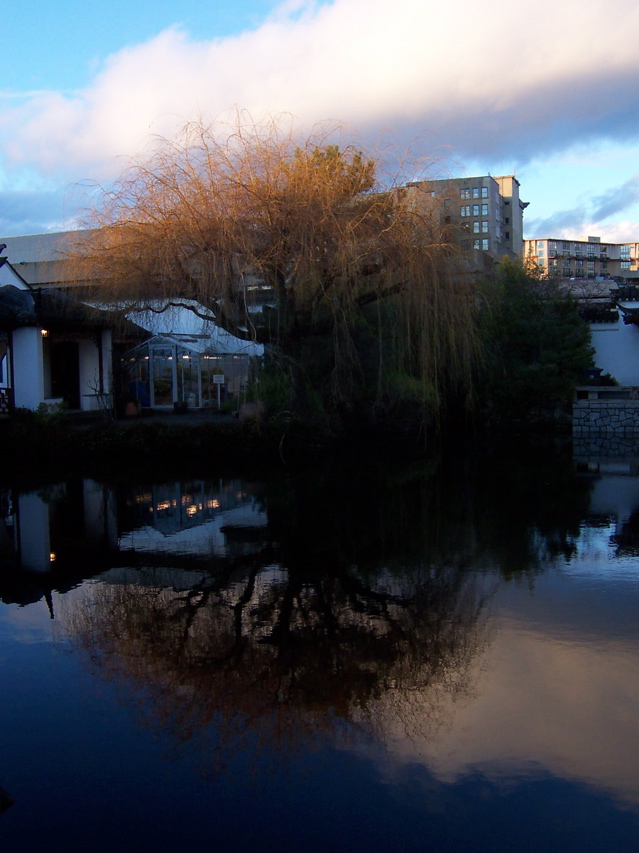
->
<box><xmin>400</xmin><ymin>174</ymin><xmax>528</xmax><ymax>262</ymax></box>
<box><xmin>525</xmin><ymin>236</ymin><xmax>639</xmax><ymax>281</ymax></box>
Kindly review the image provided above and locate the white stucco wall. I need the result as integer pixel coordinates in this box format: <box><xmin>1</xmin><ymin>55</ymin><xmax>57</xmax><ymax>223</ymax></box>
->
<box><xmin>11</xmin><ymin>327</ymin><xmax>45</xmax><ymax>409</ymax></box>
<box><xmin>591</xmin><ymin>311</ymin><xmax>639</xmax><ymax>386</ymax></box>
<box><xmin>79</xmin><ymin>330</ymin><xmax>112</xmax><ymax>411</ymax></box>
<box><xmin>0</xmin><ymin>263</ymin><xmax>29</xmax><ymax>289</ymax></box>
<box><xmin>79</xmin><ymin>338</ymin><xmax>100</xmax><ymax>410</ymax></box>
<box><xmin>101</xmin><ymin>329</ymin><xmax>112</xmax><ymax>395</ymax></box>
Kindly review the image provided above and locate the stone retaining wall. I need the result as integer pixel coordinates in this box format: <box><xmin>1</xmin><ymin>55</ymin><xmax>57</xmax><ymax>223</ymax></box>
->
<box><xmin>573</xmin><ymin>387</ymin><xmax>639</xmax><ymax>436</ymax></box>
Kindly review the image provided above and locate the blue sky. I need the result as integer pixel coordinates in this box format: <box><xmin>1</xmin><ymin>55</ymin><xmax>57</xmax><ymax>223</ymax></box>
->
<box><xmin>2</xmin><ymin>0</ymin><xmax>639</xmax><ymax>241</ymax></box>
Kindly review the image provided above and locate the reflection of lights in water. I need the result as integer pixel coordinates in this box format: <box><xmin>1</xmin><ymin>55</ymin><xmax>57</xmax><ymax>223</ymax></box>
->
<box><xmin>207</xmin><ymin>499</ymin><xmax>220</xmax><ymax>509</ymax></box>
<box><xmin>186</xmin><ymin>506</ymin><xmax>197</xmax><ymax>517</ymax></box>
<box><xmin>156</xmin><ymin>501</ymin><xmax>171</xmax><ymax>511</ymax></box>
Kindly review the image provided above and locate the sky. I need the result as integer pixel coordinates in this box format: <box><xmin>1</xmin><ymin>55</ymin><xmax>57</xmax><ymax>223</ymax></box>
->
<box><xmin>2</xmin><ymin>0</ymin><xmax>639</xmax><ymax>241</ymax></box>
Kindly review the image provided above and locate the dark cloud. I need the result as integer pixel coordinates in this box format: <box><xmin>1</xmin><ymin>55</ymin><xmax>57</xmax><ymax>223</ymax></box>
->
<box><xmin>591</xmin><ymin>176</ymin><xmax>639</xmax><ymax>220</ymax></box>
<box><xmin>362</xmin><ymin>67</ymin><xmax>639</xmax><ymax>170</ymax></box>
<box><xmin>525</xmin><ymin>208</ymin><xmax>586</xmax><ymax>238</ymax></box>
<box><xmin>526</xmin><ymin>173</ymin><xmax>639</xmax><ymax>236</ymax></box>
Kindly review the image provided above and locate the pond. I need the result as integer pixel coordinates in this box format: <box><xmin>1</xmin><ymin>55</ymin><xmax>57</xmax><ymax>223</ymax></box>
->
<box><xmin>0</xmin><ymin>446</ymin><xmax>638</xmax><ymax>851</ymax></box>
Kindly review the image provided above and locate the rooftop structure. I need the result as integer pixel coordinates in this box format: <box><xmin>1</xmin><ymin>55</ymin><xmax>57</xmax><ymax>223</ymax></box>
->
<box><xmin>0</xmin><ymin>231</ymin><xmax>94</xmax><ymax>288</ymax></box>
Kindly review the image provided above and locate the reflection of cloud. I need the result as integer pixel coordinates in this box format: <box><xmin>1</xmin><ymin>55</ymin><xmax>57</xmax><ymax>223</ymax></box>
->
<box><xmin>378</xmin><ymin>619</ymin><xmax>639</xmax><ymax>809</ymax></box>
<box><xmin>2</xmin><ymin>0</ymin><xmax>639</xmax><ymax>180</ymax></box>
<box><xmin>0</xmin><ymin>598</ymin><xmax>55</xmax><ymax>644</ymax></box>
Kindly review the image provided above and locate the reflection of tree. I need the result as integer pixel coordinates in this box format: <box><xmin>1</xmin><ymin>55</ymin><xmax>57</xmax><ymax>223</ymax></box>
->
<box><xmin>431</xmin><ymin>444</ymin><xmax>594</xmax><ymax>577</ymax></box>
<box><xmin>63</xmin><ymin>554</ymin><xmax>488</xmax><ymax>762</ymax></box>
<box><xmin>61</xmin><ymin>447</ymin><xmax>594</xmax><ymax>764</ymax></box>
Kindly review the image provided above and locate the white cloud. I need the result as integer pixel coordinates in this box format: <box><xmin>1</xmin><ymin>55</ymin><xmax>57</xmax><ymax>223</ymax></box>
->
<box><xmin>2</xmin><ymin>0</ymin><xmax>639</xmax><ymax>183</ymax></box>
<box><xmin>560</xmin><ymin>221</ymin><xmax>639</xmax><ymax>243</ymax></box>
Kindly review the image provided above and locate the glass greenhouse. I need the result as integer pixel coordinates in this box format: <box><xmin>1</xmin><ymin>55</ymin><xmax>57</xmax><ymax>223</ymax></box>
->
<box><xmin>123</xmin><ymin>333</ymin><xmax>261</xmax><ymax>410</ymax></box>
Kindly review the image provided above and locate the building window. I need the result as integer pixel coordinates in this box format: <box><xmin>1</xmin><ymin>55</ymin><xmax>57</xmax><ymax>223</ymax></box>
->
<box><xmin>472</xmin><ymin>188</ymin><xmax>480</xmax><ymax>198</ymax></box>
<box><xmin>482</xmin><ymin>239</ymin><xmax>489</xmax><ymax>251</ymax></box>
<box><xmin>505</xmin><ymin>231</ymin><xmax>510</xmax><ymax>240</ymax></box>
<box><xmin>481</xmin><ymin>204</ymin><xmax>488</xmax><ymax>215</ymax></box>
<box><xmin>460</xmin><ymin>188</ymin><xmax>470</xmax><ymax>199</ymax></box>
<box><xmin>548</xmin><ymin>240</ymin><xmax>556</xmax><ymax>250</ymax></box>
<box><xmin>460</xmin><ymin>205</ymin><xmax>470</xmax><ymax>217</ymax></box>
<box><xmin>481</xmin><ymin>187</ymin><xmax>488</xmax><ymax>198</ymax></box>
<box><xmin>562</xmin><ymin>241</ymin><xmax>570</xmax><ymax>251</ymax></box>
<box><xmin>481</xmin><ymin>221</ymin><xmax>489</xmax><ymax>233</ymax></box>
<box><xmin>621</xmin><ymin>245</ymin><xmax>631</xmax><ymax>258</ymax></box>
<box><xmin>472</xmin><ymin>204</ymin><xmax>480</xmax><ymax>216</ymax></box>
<box><xmin>473</xmin><ymin>221</ymin><xmax>480</xmax><ymax>233</ymax></box>
<box><xmin>473</xmin><ymin>239</ymin><xmax>480</xmax><ymax>250</ymax></box>
<box><xmin>622</xmin><ymin>260</ymin><xmax>631</xmax><ymax>270</ymax></box>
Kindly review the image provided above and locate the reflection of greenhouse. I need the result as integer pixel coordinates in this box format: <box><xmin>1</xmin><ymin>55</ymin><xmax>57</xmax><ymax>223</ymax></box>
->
<box><xmin>123</xmin><ymin>333</ymin><xmax>262</xmax><ymax>409</ymax></box>
<box><xmin>129</xmin><ymin>480</ymin><xmax>257</xmax><ymax>536</ymax></box>
<box><xmin>118</xmin><ymin>479</ymin><xmax>267</xmax><ymax>559</ymax></box>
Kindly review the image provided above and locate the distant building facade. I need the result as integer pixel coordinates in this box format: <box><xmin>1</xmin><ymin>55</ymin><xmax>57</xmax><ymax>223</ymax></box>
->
<box><xmin>525</xmin><ymin>236</ymin><xmax>639</xmax><ymax>282</ymax></box>
<box><xmin>399</xmin><ymin>174</ymin><xmax>528</xmax><ymax>262</ymax></box>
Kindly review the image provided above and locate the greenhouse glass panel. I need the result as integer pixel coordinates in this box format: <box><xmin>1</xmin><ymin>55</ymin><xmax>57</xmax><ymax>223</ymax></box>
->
<box><xmin>152</xmin><ymin>347</ymin><xmax>174</xmax><ymax>406</ymax></box>
<box><xmin>177</xmin><ymin>350</ymin><xmax>200</xmax><ymax>407</ymax></box>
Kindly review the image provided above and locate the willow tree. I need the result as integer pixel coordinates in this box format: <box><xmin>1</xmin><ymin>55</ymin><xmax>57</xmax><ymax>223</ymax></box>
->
<box><xmin>74</xmin><ymin>116</ymin><xmax>480</xmax><ymax>425</ymax></box>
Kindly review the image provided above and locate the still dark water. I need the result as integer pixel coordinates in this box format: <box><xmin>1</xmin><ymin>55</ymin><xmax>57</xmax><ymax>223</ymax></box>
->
<box><xmin>1</xmin><ymin>446</ymin><xmax>638</xmax><ymax>852</ymax></box>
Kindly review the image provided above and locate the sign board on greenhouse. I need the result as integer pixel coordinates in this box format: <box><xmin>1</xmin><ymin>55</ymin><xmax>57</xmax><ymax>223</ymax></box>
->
<box><xmin>213</xmin><ymin>374</ymin><xmax>225</xmax><ymax>384</ymax></box>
